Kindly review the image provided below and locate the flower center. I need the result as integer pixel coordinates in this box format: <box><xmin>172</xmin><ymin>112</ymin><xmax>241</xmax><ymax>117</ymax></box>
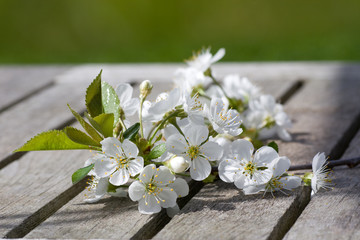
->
<box><xmin>264</xmin><ymin>115</ymin><xmax>276</xmax><ymax>128</ymax></box>
<box><xmin>267</xmin><ymin>177</ymin><xmax>284</xmax><ymax>190</ymax></box>
<box><xmin>146</xmin><ymin>183</ymin><xmax>157</xmax><ymax>193</ymax></box>
<box><xmin>188</xmin><ymin>145</ymin><xmax>200</xmax><ymax>160</ymax></box>
<box><xmin>114</xmin><ymin>154</ymin><xmax>129</xmax><ymax>170</ymax></box>
<box><xmin>244</xmin><ymin>162</ymin><xmax>256</xmax><ymax>176</ymax></box>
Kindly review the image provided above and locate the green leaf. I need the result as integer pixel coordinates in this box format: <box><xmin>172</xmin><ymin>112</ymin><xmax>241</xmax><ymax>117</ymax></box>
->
<box><xmin>14</xmin><ymin>130</ymin><xmax>91</xmax><ymax>152</ymax></box>
<box><xmin>67</xmin><ymin>104</ymin><xmax>103</xmax><ymax>143</ymax></box>
<box><xmin>64</xmin><ymin>126</ymin><xmax>101</xmax><ymax>147</ymax></box>
<box><xmin>123</xmin><ymin>122</ymin><xmax>140</xmax><ymax>140</ymax></box>
<box><xmin>85</xmin><ymin>70</ymin><xmax>103</xmax><ymax>117</ymax></box>
<box><xmin>147</xmin><ymin>143</ymin><xmax>166</xmax><ymax>160</ymax></box>
<box><xmin>267</xmin><ymin>141</ymin><xmax>279</xmax><ymax>153</ymax></box>
<box><xmin>85</xmin><ymin>112</ymin><xmax>114</xmax><ymax>138</ymax></box>
<box><xmin>93</xmin><ymin>113</ymin><xmax>114</xmax><ymax>138</ymax></box>
<box><xmin>72</xmin><ymin>164</ymin><xmax>94</xmax><ymax>184</ymax></box>
<box><xmin>101</xmin><ymin>81</ymin><xmax>121</xmax><ymax>126</ymax></box>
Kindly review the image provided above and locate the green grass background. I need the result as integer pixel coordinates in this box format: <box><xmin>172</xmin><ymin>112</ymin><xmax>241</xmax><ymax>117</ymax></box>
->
<box><xmin>1</xmin><ymin>0</ymin><xmax>359</xmax><ymax>63</ymax></box>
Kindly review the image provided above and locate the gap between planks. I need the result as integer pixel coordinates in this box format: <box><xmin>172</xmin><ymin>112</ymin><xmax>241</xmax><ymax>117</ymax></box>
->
<box><xmin>131</xmin><ymin>79</ymin><xmax>305</xmax><ymax>240</ymax></box>
<box><xmin>23</xmin><ymin>78</ymin><xmax>302</xmax><ymax>239</ymax></box>
<box><xmin>152</xmin><ymin>74</ymin><xmax>360</xmax><ymax>240</ymax></box>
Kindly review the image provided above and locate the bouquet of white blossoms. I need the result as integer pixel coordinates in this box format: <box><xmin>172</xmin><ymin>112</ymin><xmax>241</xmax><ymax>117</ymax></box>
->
<box><xmin>15</xmin><ymin>48</ymin><xmax>333</xmax><ymax>216</ymax></box>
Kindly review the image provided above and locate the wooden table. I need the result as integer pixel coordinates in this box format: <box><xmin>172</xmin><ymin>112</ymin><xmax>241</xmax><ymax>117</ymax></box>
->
<box><xmin>0</xmin><ymin>63</ymin><xmax>359</xmax><ymax>239</ymax></box>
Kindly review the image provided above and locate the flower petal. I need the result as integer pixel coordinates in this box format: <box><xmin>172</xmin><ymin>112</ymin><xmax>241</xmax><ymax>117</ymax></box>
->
<box><xmin>280</xmin><ymin>176</ymin><xmax>302</xmax><ymax>190</ymax></box>
<box><xmin>139</xmin><ymin>164</ymin><xmax>156</xmax><ymax>183</ymax></box>
<box><xmin>312</xmin><ymin>152</ymin><xmax>326</xmax><ymax>172</ymax></box>
<box><xmin>123</xmin><ymin>98</ymin><xmax>139</xmax><ymax>116</ymax></box>
<box><xmin>183</xmin><ymin>124</ymin><xmax>208</xmax><ymax>146</ymax></box>
<box><xmin>155</xmin><ymin>166</ymin><xmax>175</xmax><ymax>186</ymax></box>
<box><xmin>234</xmin><ymin>174</ymin><xmax>247</xmax><ymax>189</ymax></box>
<box><xmin>94</xmin><ymin>157</ymin><xmax>117</xmax><ymax>178</ymax></box>
<box><xmin>166</xmin><ymin>134</ymin><xmax>188</xmax><ymax>155</ymax></box>
<box><xmin>109</xmin><ymin>168</ymin><xmax>129</xmax><ymax>186</ymax></box>
<box><xmin>170</xmin><ymin>178</ymin><xmax>189</xmax><ymax>197</ymax></box>
<box><xmin>251</xmin><ymin>169</ymin><xmax>272</xmax><ymax>185</ymax></box>
<box><xmin>100</xmin><ymin>137</ymin><xmax>122</xmax><ymax>158</ymax></box>
<box><xmin>190</xmin><ymin>157</ymin><xmax>211</xmax><ymax>181</ymax></box>
<box><xmin>254</xmin><ymin>146</ymin><xmax>279</xmax><ymax>166</ymax></box>
<box><xmin>211</xmin><ymin>48</ymin><xmax>225</xmax><ymax>63</ymax></box>
<box><xmin>128</xmin><ymin>157</ymin><xmax>144</xmax><ymax>176</ymax></box>
<box><xmin>138</xmin><ymin>195</ymin><xmax>161</xmax><ymax>214</ymax></box>
<box><xmin>270</xmin><ymin>156</ymin><xmax>291</xmax><ymax>177</ymax></box>
<box><xmin>277</xmin><ymin>127</ymin><xmax>292</xmax><ymax>141</ymax></box>
<box><xmin>129</xmin><ymin>181</ymin><xmax>146</xmax><ymax>201</ymax></box>
<box><xmin>166</xmin><ymin>204</ymin><xmax>180</xmax><ymax>218</ymax></box>
<box><xmin>116</xmin><ymin>83</ymin><xmax>133</xmax><ymax>104</ymax></box>
<box><xmin>158</xmin><ymin>188</ymin><xmax>178</xmax><ymax>208</ymax></box>
<box><xmin>231</xmin><ymin>139</ymin><xmax>254</xmax><ymax>161</ymax></box>
<box><xmin>200</xmin><ymin>141</ymin><xmax>223</xmax><ymax>161</ymax></box>
<box><xmin>243</xmin><ymin>184</ymin><xmax>265</xmax><ymax>195</ymax></box>
<box><xmin>121</xmin><ymin>139</ymin><xmax>139</xmax><ymax>158</ymax></box>
<box><xmin>218</xmin><ymin>159</ymin><xmax>242</xmax><ymax>183</ymax></box>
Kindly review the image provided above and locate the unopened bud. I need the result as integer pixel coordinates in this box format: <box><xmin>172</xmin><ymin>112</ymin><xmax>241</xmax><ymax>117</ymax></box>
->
<box><xmin>140</xmin><ymin>80</ymin><xmax>153</xmax><ymax>99</ymax></box>
<box><xmin>169</xmin><ymin>156</ymin><xmax>189</xmax><ymax>173</ymax></box>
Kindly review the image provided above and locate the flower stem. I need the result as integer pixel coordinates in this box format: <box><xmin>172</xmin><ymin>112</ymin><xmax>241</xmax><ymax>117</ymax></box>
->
<box><xmin>148</xmin><ymin>111</ymin><xmax>178</xmax><ymax>143</ymax></box>
<box><xmin>139</xmin><ymin>97</ymin><xmax>145</xmax><ymax>138</ymax></box>
<box><xmin>210</xmin><ymin>75</ymin><xmax>231</xmax><ymax>100</ymax></box>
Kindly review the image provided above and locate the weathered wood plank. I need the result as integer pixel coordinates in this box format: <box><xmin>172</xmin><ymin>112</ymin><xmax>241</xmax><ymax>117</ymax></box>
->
<box><xmin>0</xmin><ymin>66</ymin><xmax>175</xmax><ymax>237</ymax></box>
<box><xmin>0</xmin><ymin>66</ymin><xmax>70</xmax><ymax>113</ymax></box>
<box><xmin>283</xmin><ymin>131</ymin><xmax>360</xmax><ymax>240</ymax></box>
<box><xmin>279</xmin><ymin>76</ymin><xmax>360</xmax><ymax>164</ymax></box>
<box><xmin>0</xmin><ymin>148</ymin><xmax>89</xmax><ymax>238</ymax></box>
<box><xmin>153</xmin><ymin>69</ymin><xmax>360</xmax><ymax>240</ymax></box>
<box><xmin>0</xmin><ymin>80</ymin><xmax>87</xmax><ymax>169</ymax></box>
<box><xmin>24</xmin><ymin>78</ymin><xmax>296</xmax><ymax>239</ymax></box>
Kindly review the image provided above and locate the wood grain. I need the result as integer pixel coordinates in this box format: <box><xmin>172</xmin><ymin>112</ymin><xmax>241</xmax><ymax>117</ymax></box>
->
<box><xmin>1</xmin><ymin>64</ymin><xmax>359</xmax><ymax>239</ymax></box>
<box><xmin>0</xmin><ymin>66</ymin><xmax>70</xmax><ymax>112</ymax></box>
<box><xmin>153</xmin><ymin>67</ymin><xmax>360</xmax><ymax>240</ymax></box>
<box><xmin>278</xmin><ymin>76</ymin><xmax>360</xmax><ymax>165</ymax></box>
<box><xmin>283</xmin><ymin>131</ymin><xmax>360</xmax><ymax>240</ymax></box>
<box><xmin>24</xmin><ymin>76</ymin><xmax>296</xmax><ymax>239</ymax></box>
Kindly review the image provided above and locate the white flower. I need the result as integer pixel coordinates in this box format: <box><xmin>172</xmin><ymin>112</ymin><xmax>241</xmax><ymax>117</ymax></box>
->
<box><xmin>218</xmin><ymin>139</ymin><xmax>275</xmax><ymax>189</ymax></box>
<box><xmin>128</xmin><ymin>164</ymin><xmax>189</xmax><ymax>214</ymax></box>
<box><xmin>242</xmin><ymin>156</ymin><xmax>301</xmax><ymax>196</ymax></box>
<box><xmin>115</xmin><ymin>83</ymin><xmax>139</xmax><ymax>117</ymax></box>
<box><xmin>174</xmin><ymin>67</ymin><xmax>211</xmax><ymax>92</ymax></box>
<box><xmin>166</xmin><ymin>124</ymin><xmax>223</xmax><ymax>181</ymax></box>
<box><xmin>186</xmin><ymin>48</ymin><xmax>225</xmax><ymax>72</ymax></box>
<box><xmin>206</xmin><ymin>98</ymin><xmax>243</xmax><ymax>136</ymax></box>
<box><xmin>209</xmin><ymin>136</ymin><xmax>232</xmax><ymax>163</ymax></box>
<box><xmin>246</xmin><ymin>95</ymin><xmax>292</xmax><ymax>141</ymax></box>
<box><xmin>84</xmin><ymin>176</ymin><xmax>109</xmax><ymax>203</ymax></box>
<box><xmin>93</xmin><ymin>137</ymin><xmax>144</xmax><ymax>186</ymax></box>
<box><xmin>223</xmin><ymin>74</ymin><xmax>260</xmax><ymax>103</ymax></box>
<box><xmin>83</xmin><ymin>175</ymin><xmax>128</xmax><ymax>203</ymax></box>
<box><xmin>143</xmin><ymin>88</ymin><xmax>181</xmax><ymax>121</ymax></box>
<box><xmin>182</xmin><ymin>92</ymin><xmax>204</xmax><ymax>125</ymax></box>
<box><xmin>311</xmin><ymin>152</ymin><xmax>333</xmax><ymax>195</ymax></box>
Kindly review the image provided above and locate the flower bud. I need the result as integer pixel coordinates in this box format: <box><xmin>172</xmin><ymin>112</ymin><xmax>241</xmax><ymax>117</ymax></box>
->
<box><xmin>169</xmin><ymin>156</ymin><xmax>189</xmax><ymax>173</ymax></box>
<box><xmin>140</xmin><ymin>80</ymin><xmax>153</xmax><ymax>99</ymax></box>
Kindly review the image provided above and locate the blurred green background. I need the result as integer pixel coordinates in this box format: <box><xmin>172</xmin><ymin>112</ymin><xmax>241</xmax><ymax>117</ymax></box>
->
<box><xmin>1</xmin><ymin>0</ymin><xmax>359</xmax><ymax>63</ymax></box>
